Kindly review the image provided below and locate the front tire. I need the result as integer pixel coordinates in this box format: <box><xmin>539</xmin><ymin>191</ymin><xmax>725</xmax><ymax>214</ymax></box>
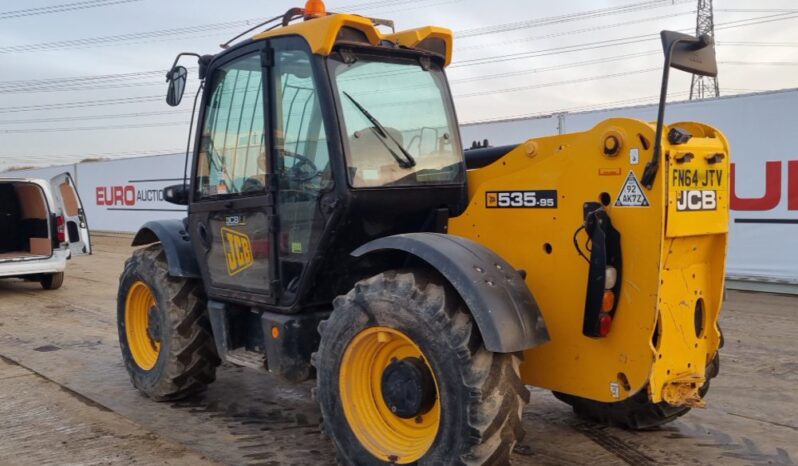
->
<box><xmin>117</xmin><ymin>244</ymin><xmax>220</xmax><ymax>401</ymax></box>
<box><xmin>314</xmin><ymin>269</ymin><xmax>528</xmax><ymax>465</ymax></box>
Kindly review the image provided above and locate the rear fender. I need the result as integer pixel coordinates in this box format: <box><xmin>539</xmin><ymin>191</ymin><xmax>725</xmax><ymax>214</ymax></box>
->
<box><xmin>353</xmin><ymin>233</ymin><xmax>550</xmax><ymax>353</ymax></box>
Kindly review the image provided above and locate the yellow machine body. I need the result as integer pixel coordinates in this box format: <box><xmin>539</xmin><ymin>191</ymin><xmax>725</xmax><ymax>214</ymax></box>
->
<box><xmin>449</xmin><ymin>119</ymin><xmax>730</xmax><ymax>405</ymax></box>
<box><xmin>247</xmin><ymin>9</ymin><xmax>730</xmax><ymax>407</ymax></box>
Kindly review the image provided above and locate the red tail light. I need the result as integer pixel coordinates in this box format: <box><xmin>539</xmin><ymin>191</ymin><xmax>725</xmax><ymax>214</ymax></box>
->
<box><xmin>599</xmin><ymin>313</ymin><xmax>613</xmax><ymax>337</ymax></box>
<box><xmin>56</xmin><ymin>216</ymin><xmax>65</xmax><ymax>243</ymax></box>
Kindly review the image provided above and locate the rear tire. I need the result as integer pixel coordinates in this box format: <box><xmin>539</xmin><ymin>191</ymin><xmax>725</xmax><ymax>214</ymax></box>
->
<box><xmin>314</xmin><ymin>269</ymin><xmax>528</xmax><ymax>465</ymax></box>
<box><xmin>40</xmin><ymin>272</ymin><xmax>64</xmax><ymax>290</ymax></box>
<box><xmin>117</xmin><ymin>244</ymin><xmax>220</xmax><ymax>401</ymax></box>
<box><xmin>553</xmin><ymin>354</ymin><xmax>719</xmax><ymax>430</ymax></box>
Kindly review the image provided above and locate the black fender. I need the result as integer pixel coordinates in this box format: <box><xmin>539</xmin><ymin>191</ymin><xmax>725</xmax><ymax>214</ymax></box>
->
<box><xmin>352</xmin><ymin>233</ymin><xmax>550</xmax><ymax>353</ymax></box>
<box><xmin>132</xmin><ymin>219</ymin><xmax>200</xmax><ymax>279</ymax></box>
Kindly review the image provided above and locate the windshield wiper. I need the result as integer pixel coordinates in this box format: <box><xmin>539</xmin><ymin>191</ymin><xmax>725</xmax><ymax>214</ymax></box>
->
<box><xmin>342</xmin><ymin>91</ymin><xmax>416</xmax><ymax>169</ymax></box>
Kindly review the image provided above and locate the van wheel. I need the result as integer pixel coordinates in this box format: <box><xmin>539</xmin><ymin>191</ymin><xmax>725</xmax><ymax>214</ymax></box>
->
<box><xmin>553</xmin><ymin>354</ymin><xmax>719</xmax><ymax>430</ymax></box>
<box><xmin>117</xmin><ymin>244</ymin><xmax>220</xmax><ymax>401</ymax></box>
<box><xmin>314</xmin><ymin>269</ymin><xmax>528</xmax><ymax>465</ymax></box>
<box><xmin>40</xmin><ymin>272</ymin><xmax>64</xmax><ymax>290</ymax></box>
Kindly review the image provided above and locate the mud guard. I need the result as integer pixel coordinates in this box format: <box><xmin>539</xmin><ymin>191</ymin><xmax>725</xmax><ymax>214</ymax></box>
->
<box><xmin>132</xmin><ymin>219</ymin><xmax>200</xmax><ymax>279</ymax></box>
<box><xmin>352</xmin><ymin>233</ymin><xmax>550</xmax><ymax>353</ymax></box>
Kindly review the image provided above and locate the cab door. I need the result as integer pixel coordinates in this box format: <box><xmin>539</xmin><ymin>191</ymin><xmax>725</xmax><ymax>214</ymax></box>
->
<box><xmin>187</xmin><ymin>44</ymin><xmax>277</xmax><ymax>305</ymax></box>
<box><xmin>49</xmin><ymin>172</ymin><xmax>91</xmax><ymax>256</ymax></box>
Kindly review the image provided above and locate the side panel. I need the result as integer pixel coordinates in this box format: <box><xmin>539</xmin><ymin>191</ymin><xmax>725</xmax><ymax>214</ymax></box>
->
<box><xmin>353</xmin><ymin>233</ymin><xmax>550</xmax><ymax>353</ymax></box>
<box><xmin>450</xmin><ymin>118</ymin><xmax>729</xmax><ymax>404</ymax></box>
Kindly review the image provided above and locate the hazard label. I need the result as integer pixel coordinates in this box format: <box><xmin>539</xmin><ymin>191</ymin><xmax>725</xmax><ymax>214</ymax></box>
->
<box><xmin>615</xmin><ymin>171</ymin><xmax>650</xmax><ymax>207</ymax></box>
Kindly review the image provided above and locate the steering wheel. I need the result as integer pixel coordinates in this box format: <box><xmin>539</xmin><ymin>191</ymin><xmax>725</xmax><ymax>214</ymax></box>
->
<box><xmin>282</xmin><ymin>150</ymin><xmax>320</xmax><ymax>182</ymax></box>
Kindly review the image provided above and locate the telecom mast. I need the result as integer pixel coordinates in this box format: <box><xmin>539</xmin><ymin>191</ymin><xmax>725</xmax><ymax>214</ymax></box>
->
<box><xmin>690</xmin><ymin>0</ymin><xmax>720</xmax><ymax>99</ymax></box>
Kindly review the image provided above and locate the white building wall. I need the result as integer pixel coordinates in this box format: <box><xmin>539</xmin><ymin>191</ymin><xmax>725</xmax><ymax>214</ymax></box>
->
<box><xmin>463</xmin><ymin>89</ymin><xmax>798</xmax><ymax>284</ymax></box>
<box><xmin>7</xmin><ymin>90</ymin><xmax>798</xmax><ymax>284</ymax></box>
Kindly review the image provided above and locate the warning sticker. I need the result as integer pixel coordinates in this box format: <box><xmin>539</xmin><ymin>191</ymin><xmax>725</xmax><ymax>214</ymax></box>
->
<box><xmin>615</xmin><ymin>171</ymin><xmax>650</xmax><ymax>207</ymax></box>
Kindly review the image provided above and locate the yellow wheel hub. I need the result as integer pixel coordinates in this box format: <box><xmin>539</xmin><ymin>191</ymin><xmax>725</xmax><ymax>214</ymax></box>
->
<box><xmin>125</xmin><ymin>281</ymin><xmax>161</xmax><ymax>370</ymax></box>
<box><xmin>339</xmin><ymin>326</ymin><xmax>440</xmax><ymax>464</ymax></box>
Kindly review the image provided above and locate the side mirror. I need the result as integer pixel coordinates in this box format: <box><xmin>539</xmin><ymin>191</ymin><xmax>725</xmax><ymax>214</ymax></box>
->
<box><xmin>166</xmin><ymin>66</ymin><xmax>188</xmax><ymax>107</ymax></box>
<box><xmin>163</xmin><ymin>183</ymin><xmax>189</xmax><ymax>206</ymax></box>
<box><xmin>640</xmin><ymin>30</ymin><xmax>718</xmax><ymax>189</ymax></box>
<box><xmin>664</xmin><ymin>31</ymin><xmax>717</xmax><ymax>77</ymax></box>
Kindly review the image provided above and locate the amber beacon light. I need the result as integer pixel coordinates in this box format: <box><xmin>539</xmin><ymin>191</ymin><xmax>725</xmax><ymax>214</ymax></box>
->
<box><xmin>304</xmin><ymin>0</ymin><xmax>327</xmax><ymax>18</ymax></box>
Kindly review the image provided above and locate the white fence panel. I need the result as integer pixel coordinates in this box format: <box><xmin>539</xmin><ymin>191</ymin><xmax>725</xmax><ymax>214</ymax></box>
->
<box><xmin>5</xmin><ymin>90</ymin><xmax>797</xmax><ymax>284</ymax></box>
<box><xmin>461</xmin><ymin>89</ymin><xmax>798</xmax><ymax>284</ymax></box>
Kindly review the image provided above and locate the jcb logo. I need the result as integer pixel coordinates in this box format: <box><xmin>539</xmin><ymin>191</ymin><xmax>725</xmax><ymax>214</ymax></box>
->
<box><xmin>676</xmin><ymin>190</ymin><xmax>717</xmax><ymax>212</ymax></box>
<box><xmin>222</xmin><ymin>227</ymin><xmax>253</xmax><ymax>276</ymax></box>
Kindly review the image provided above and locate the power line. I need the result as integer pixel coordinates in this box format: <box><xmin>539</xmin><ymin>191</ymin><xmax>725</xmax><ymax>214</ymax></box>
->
<box><xmin>0</xmin><ymin>121</ymin><xmax>189</xmax><ymax>135</ymax></box>
<box><xmin>0</xmin><ymin>80</ymin><xmax>169</xmax><ymax>94</ymax></box>
<box><xmin>718</xmin><ymin>41</ymin><xmax>798</xmax><ymax>47</ymax></box>
<box><xmin>457</xmin><ymin>11</ymin><xmax>696</xmax><ymax>52</ymax></box>
<box><xmin>0</xmin><ymin>110</ymin><xmax>192</xmax><ymax>126</ymax></box>
<box><xmin>4</xmin><ymin>148</ymin><xmax>185</xmax><ymax>162</ymax></box>
<box><xmin>716</xmin><ymin>8</ymin><xmax>798</xmax><ymax>13</ymax></box>
<box><xmin>456</xmin><ymin>67</ymin><xmax>661</xmax><ymax>99</ymax></box>
<box><xmin>0</xmin><ymin>0</ymin><xmax>143</xmax><ymax>20</ymax></box>
<box><xmin>451</xmin><ymin>11</ymin><xmax>798</xmax><ymax>69</ymax></box>
<box><xmin>1</xmin><ymin>5</ymin><xmax>796</xmax><ymax>142</ymax></box>
<box><xmin>0</xmin><ymin>0</ymin><xmax>433</xmax><ymax>54</ymax></box>
<box><xmin>0</xmin><ymin>95</ymin><xmax>164</xmax><ymax>114</ymax></box>
<box><xmin>0</xmin><ymin>19</ymin><xmax>266</xmax><ymax>54</ymax></box>
<box><xmin>456</xmin><ymin>0</ymin><xmax>694</xmax><ymax>38</ymax></box>
<box><xmin>461</xmin><ymin>92</ymin><xmax>691</xmax><ymax>125</ymax></box>
<box><xmin>452</xmin><ymin>51</ymin><xmax>661</xmax><ymax>84</ymax></box>
<box><xmin>0</xmin><ymin>69</ymin><xmax>173</xmax><ymax>90</ymax></box>
<box><xmin>721</xmin><ymin>61</ymin><xmax>798</xmax><ymax>66</ymax></box>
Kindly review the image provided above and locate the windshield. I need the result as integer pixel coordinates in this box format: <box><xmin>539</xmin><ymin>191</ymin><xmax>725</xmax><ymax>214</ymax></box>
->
<box><xmin>328</xmin><ymin>51</ymin><xmax>464</xmax><ymax>188</ymax></box>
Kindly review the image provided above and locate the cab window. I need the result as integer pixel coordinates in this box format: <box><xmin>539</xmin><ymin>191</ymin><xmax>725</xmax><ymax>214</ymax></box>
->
<box><xmin>195</xmin><ymin>54</ymin><xmax>266</xmax><ymax>198</ymax></box>
<box><xmin>271</xmin><ymin>39</ymin><xmax>332</xmax><ymax>294</ymax></box>
<box><xmin>329</xmin><ymin>51</ymin><xmax>463</xmax><ymax>188</ymax></box>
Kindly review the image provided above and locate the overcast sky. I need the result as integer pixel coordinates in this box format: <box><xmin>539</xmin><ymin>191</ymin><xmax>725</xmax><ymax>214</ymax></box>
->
<box><xmin>1</xmin><ymin>0</ymin><xmax>796</xmax><ymax>171</ymax></box>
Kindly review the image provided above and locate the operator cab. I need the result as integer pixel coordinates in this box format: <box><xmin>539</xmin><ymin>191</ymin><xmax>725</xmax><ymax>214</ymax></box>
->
<box><xmin>164</xmin><ymin>4</ymin><xmax>466</xmax><ymax>311</ymax></box>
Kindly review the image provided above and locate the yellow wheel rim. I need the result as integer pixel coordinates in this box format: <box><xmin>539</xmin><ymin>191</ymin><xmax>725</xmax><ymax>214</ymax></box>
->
<box><xmin>125</xmin><ymin>281</ymin><xmax>161</xmax><ymax>370</ymax></box>
<box><xmin>339</xmin><ymin>326</ymin><xmax>440</xmax><ymax>464</ymax></box>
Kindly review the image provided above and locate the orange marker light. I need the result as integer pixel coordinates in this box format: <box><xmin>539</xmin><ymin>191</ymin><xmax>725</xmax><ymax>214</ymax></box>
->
<box><xmin>271</xmin><ymin>326</ymin><xmax>280</xmax><ymax>339</ymax></box>
<box><xmin>304</xmin><ymin>0</ymin><xmax>327</xmax><ymax>18</ymax></box>
<box><xmin>602</xmin><ymin>290</ymin><xmax>615</xmax><ymax>312</ymax></box>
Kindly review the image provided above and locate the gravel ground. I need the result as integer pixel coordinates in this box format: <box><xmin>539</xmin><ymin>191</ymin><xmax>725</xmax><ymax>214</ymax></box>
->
<box><xmin>0</xmin><ymin>233</ymin><xmax>794</xmax><ymax>466</ymax></box>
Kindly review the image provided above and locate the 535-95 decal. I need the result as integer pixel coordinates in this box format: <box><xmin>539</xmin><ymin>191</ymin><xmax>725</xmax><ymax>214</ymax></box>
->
<box><xmin>486</xmin><ymin>190</ymin><xmax>558</xmax><ymax>209</ymax></box>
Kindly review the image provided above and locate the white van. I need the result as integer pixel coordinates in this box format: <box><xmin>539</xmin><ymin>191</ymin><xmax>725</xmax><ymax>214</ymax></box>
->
<box><xmin>0</xmin><ymin>173</ymin><xmax>91</xmax><ymax>290</ymax></box>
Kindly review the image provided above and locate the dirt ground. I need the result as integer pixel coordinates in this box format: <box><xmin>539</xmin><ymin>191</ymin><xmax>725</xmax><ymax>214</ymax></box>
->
<box><xmin>0</xmin><ymin>234</ymin><xmax>795</xmax><ymax>466</ymax></box>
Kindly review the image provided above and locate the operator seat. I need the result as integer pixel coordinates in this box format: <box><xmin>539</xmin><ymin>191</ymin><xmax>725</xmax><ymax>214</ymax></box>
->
<box><xmin>348</xmin><ymin>127</ymin><xmax>406</xmax><ymax>187</ymax></box>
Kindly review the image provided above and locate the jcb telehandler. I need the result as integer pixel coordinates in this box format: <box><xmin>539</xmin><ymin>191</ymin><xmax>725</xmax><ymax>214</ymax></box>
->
<box><xmin>117</xmin><ymin>1</ymin><xmax>729</xmax><ymax>464</ymax></box>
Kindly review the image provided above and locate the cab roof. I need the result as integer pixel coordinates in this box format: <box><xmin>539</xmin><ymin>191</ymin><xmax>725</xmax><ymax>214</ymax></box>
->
<box><xmin>252</xmin><ymin>13</ymin><xmax>453</xmax><ymax>66</ymax></box>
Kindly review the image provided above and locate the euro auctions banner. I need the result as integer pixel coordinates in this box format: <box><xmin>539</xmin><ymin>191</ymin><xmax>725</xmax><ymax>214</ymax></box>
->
<box><xmin>76</xmin><ymin>153</ymin><xmax>187</xmax><ymax>232</ymax></box>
